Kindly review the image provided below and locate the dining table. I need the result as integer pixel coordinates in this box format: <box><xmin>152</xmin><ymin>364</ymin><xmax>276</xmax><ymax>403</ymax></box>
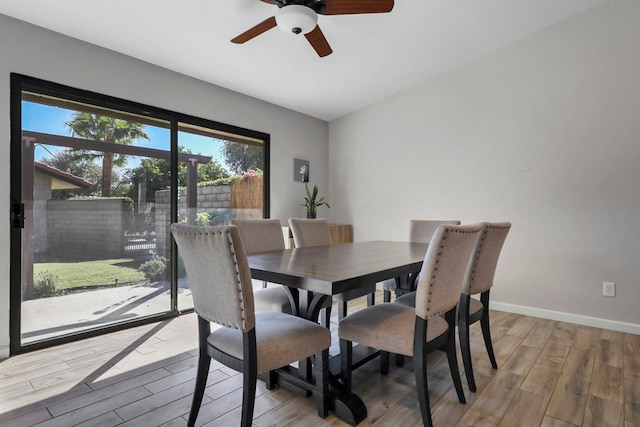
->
<box><xmin>247</xmin><ymin>240</ymin><xmax>428</xmax><ymax>425</ymax></box>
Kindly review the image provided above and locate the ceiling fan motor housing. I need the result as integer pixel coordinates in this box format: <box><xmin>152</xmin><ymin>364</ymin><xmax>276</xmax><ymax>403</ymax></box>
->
<box><xmin>276</xmin><ymin>4</ymin><xmax>318</xmax><ymax>35</ymax></box>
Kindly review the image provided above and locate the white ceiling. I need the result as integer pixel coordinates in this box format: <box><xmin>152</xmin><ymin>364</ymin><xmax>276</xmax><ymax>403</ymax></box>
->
<box><xmin>0</xmin><ymin>0</ymin><xmax>606</xmax><ymax>121</ymax></box>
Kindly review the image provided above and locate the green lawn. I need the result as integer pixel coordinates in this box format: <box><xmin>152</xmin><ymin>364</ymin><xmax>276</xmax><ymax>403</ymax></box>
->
<box><xmin>34</xmin><ymin>258</ymin><xmax>148</xmax><ymax>290</ymax></box>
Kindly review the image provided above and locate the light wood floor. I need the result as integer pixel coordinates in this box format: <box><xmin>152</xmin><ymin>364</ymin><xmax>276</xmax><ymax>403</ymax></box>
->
<box><xmin>1</xmin><ymin>291</ymin><xmax>639</xmax><ymax>427</ymax></box>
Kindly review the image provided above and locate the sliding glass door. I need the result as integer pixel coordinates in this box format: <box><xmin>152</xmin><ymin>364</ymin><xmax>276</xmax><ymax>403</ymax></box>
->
<box><xmin>11</xmin><ymin>75</ymin><xmax>268</xmax><ymax>353</ymax></box>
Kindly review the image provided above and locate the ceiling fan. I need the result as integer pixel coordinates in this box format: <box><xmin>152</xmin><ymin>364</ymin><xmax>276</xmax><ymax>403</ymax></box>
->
<box><xmin>231</xmin><ymin>0</ymin><xmax>395</xmax><ymax>57</ymax></box>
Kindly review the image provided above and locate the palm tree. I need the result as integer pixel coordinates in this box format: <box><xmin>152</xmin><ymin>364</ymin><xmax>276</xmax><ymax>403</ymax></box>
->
<box><xmin>66</xmin><ymin>113</ymin><xmax>149</xmax><ymax>196</ymax></box>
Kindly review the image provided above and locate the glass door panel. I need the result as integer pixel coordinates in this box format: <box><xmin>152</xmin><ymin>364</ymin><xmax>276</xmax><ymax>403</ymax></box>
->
<box><xmin>20</xmin><ymin>98</ymin><xmax>173</xmax><ymax>345</ymax></box>
<box><xmin>176</xmin><ymin>123</ymin><xmax>265</xmax><ymax>311</ymax></box>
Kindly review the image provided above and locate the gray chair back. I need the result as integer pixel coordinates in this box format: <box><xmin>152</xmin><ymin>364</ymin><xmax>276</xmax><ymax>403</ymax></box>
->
<box><xmin>171</xmin><ymin>224</ymin><xmax>255</xmax><ymax>332</ymax></box>
<box><xmin>463</xmin><ymin>222</ymin><xmax>511</xmax><ymax>295</ymax></box>
<box><xmin>415</xmin><ymin>223</ymin><xmax>483</xmax><ymax>320</ymax></box>
<box><xmin>231</xmin><ymin>218</ymin><xmax>285</xmax><ymax>254</ymax></box>
<box><xmin>288</xmin><ymin>218</ymin><xmax>332</xmax><ymax>247</ymax></box>
<box><xmin>409</xmin><ymin>219</ymin><xmax>461</xmax><ymax>243</ymax></box>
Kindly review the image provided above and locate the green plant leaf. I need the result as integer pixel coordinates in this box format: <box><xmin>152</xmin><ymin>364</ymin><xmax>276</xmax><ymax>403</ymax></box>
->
<box><xmin>301</xmin><ymin>184</ymin><xmax>330</xmax><ymax>210</ymax></box>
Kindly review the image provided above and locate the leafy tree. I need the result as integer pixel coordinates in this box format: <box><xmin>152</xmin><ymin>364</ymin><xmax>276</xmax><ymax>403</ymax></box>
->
<box><xmin>221</xmin><ymin>141</ymin><xmax>263</xmax><ymax>175</ymax></box>
<box><xmin>40</xmin><ymin>148</ymin><xmax>103</xmax><ymax>198</ymax></box>
<box><xmin>195</xmin><ymin>157</ymin><xmax>229</xmax><ymax>183</ymax></box>
<box><xmin>66</xmin><ymin>113</ymin><xmax>149</xmax><ymax>196</ymax></box>
<box><xmin>124</xmin><ymin>146</ymin><xmax>229</xmax><ymax>202</ymax></box>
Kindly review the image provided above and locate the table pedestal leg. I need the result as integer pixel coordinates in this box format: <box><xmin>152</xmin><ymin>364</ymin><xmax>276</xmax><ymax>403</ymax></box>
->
<box><xmin>280</xmin><ymin>288</ymin><xmax>368</xmax><ymax>425</ymax></box>
<box><xmin>394</xmin><ymin>271</ymin><xmax>420</xmax><ymax>298</ymax></box>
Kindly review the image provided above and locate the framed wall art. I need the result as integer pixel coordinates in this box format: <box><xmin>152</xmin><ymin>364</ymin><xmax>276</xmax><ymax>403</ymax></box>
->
<box><xmin>294</xmin><ymin>158</ymin><xmax>309</xmax><ymax>182</ymax></box>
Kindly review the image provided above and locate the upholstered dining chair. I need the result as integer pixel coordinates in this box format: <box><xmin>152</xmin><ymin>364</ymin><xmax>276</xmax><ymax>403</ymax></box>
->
<box><xmin>339</xmin><ymin>223</ymin><xmax>483</xmax><ymax>427</ymax></box>
<box><xmin>288</xmin><ymin>218</ymin><xmax>377</xmax><ymax>320</ymax></box>
<box><xmin>458</xmin><ymin>221</ymin><xmax>511</xmax><ymax>392</ymax></box>
<box><xmin>171</xmin><ymin>224</ymin><xmax>330</xmax><ymax>427</ymax></box>
<box><xmin>381</xmin><ymin>219</ymin><xmax>461</xmax><ymax>302</ymax></box>
<box><xmin>231</xmin><ymin>218</ymin><xmax>294</xmax><ymax>315</ymax></box>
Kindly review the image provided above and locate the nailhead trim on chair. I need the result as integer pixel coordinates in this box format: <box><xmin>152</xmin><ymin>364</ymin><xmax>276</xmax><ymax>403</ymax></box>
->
<box><xmin>225</xmin><ymin>229</ymin><xmax>249</xmax><ymax>331</ymax></box>
<box><xmin>427</xmin><ymin>228</ymin><xmax>482</xmax><ymax>318</ymax></box>
<box><xmin>173</xmin><ymin>227</ymin><xmax>249</xmax><ymax>331</ymax></box>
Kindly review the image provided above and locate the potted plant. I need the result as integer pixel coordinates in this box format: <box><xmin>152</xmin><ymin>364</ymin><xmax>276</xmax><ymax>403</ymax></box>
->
<box><xmin>301</xmin><ymin>184</ymin><xmax>330</xmax><ymax>218</ymax></box>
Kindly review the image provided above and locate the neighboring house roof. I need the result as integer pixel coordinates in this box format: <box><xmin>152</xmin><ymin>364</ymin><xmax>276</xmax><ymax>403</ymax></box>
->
<box><xmin>34</xmin><ymin>162</ymin><xmax>92</xmax><ymax>190</ymax></box>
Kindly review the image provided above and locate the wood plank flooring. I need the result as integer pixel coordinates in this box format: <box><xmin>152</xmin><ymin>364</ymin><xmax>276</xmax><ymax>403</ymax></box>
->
<box><xmin>1</xmin><ymin>291</ymin><xmax>639</xmax><ymax>426</ymax></box>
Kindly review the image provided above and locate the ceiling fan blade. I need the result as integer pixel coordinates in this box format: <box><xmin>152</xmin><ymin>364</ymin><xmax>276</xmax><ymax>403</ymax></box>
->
<box><xmin>231</xmin><ymin>16</ymin><xmax>277</xmax><ymax>44</ymax></box>
<box><xmin>320</xmin><ymin>0</ymin><xmax>394</xmax><ymax>15</ymax></box>
<box><xmin>305</xmin><ymin>26</ymin><xmax>333</xmax><ymax>57</ymax></box>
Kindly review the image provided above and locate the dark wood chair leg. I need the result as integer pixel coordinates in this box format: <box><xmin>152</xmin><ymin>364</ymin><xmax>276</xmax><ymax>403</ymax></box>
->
<box><xmin>187</xmin><ymin>354</ymin><xmax>211</xmax><ymax>427</ymax></box>
<box><xmin>241</xmin><ymin>330</ymin><xmax>258</xmax><ymax>427</ymax></box>
<box><xmin>338</xmin><ymin>301</ymin><xmax>348</xmax><ymax>321</ymax></box>
<box><xmin>458</xmin><ymin>294</ymin><xmax>476</xmax><ymax>392</ymax></box>
<box><xmin>383</xmin><ymin>289</ymin><xmax>391</xmax><ymax>303</ymax></box>
<box><xmin>367</xmin><ymin>292</ymin><xmax>375</xmax><ymax>307</ymax></box>
<box><xmin>380</xmin><ymin>351</ymin><xmax>390</xmax><ymax>375</ymax></box>
<box><xmin>265</xmin><ymin>370</ymin><xmax>276</xmax><ymax>390</ymax></box>
<box><xmin>314</xmin><ymin>348</ymin><xmax>330</xmax><ymax>417</ymax></box>
<box><xmin>444</xmin><ymin>309</ymin><xmax>465</xmax><ymax>404</ymax></box>
<box><xmin>480</xmin><ymin>291</ymin><xmax>498</xmax><ymax>369</ymax></box>
<box><xmin>413</xmin><ymin>317</ymin><xmax>433</xmax><ymax>427</ymax></box>
<box><xmin>241</xmin><ymin>370</ymin><xmax>257</xmax><ymax>427</ymax></box>
<box><xmin>188</xmin><ymin>316</ymin><xmax>212</xmax><ymax>427</ymax></box>
<box><xmin>340</xmin><ymin>339</ymin><xmax>353</xmax><ymax>392</ymax></box>
<box><xmin>321</xmin><ymin>306</ymin><xmax>331</xmax><ymax>328</ymax></box>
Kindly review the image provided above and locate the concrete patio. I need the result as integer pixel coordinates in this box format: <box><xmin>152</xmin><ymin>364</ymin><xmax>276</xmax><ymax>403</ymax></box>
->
<box><xmin>21</xmin><ymin>280</ymin><xmax>193</xmax><ymax>344</ymax></box>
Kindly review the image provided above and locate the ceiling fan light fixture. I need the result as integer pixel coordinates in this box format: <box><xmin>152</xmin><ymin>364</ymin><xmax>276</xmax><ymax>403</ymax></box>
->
<box><xmin>275</xmin><ymin>5</ymin><xmax>318</xmax><ymax>35</ymax></box>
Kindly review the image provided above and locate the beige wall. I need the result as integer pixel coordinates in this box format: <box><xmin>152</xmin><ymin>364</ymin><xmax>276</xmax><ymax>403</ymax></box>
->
<box><xmin>329</xmin><ymin>0</ymin><xmax>640</xmax><ymax>332</ymax></box>
<box><xmin>0</xmin><ymin>14</ymin><xmax>329</xmax><ymax>357</ymax></box>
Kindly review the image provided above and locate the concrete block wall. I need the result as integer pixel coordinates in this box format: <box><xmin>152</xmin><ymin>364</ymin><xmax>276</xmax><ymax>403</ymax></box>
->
<box><xmin>154</xmin><ymin>182</ymin><xmax>262</xmax><ymax>256</ymax></box>
<box><xmin>154</xmin><ymin>185</ymin><xmax>232</xmax><ymax>257</ymax></box>
<box><xmin>47</xmin><ymin>198</ymin><xmax>129</xmax><ymax>259</ymax></box>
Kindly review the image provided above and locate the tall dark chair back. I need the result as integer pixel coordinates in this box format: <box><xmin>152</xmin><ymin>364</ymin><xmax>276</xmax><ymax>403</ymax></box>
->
<box><xmin>289</xmin><ymin>217</ymin><xmax>377</xmax><ymax>321</ymax></box>
<box><xmin>232</xmin><ymin>218</ymin><xmax>285</xmax><ymax>254</ymax></box>
<box><xmin>383</xmin><ymin>219</ymin><xmax>461</xmax><ymax>302</ymax></box>
<box><xmin>458</xmin><ymin>221</ymin><xmax>511</xmax><ymax>392</ymax></box>
<box><xmin>171</xmin><ymin>224</ymin><xmax>331</xmax><ymax>426</ymax></box>
<box><xmin>409</xmin><ymin>219</ymin><xmax>461</xmax><ymax>244</ymax></box>
<box><xmin>174</xmin><ymin>224</ymin><xmax>255</xmax><ymax>332</ymax></box>
<box><xmin>339</xmin><ymin>223</ymin><xmax>484</xmax><ymax>427</ymax></box>
<box><xmin>288</xmin><ymin>218</ymin><xmax>332</xmax><ymax>247</ymax></box>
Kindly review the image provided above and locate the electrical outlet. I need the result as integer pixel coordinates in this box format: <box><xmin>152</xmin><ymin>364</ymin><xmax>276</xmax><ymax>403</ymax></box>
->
<box><xmin>603</xmin><ymin>282</ymin><xmax>616</xmax><ymax>297</ymax></box>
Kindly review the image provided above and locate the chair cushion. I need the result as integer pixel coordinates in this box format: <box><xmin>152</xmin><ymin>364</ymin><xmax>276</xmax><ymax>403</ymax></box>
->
<box><xmin>209</xmin><ymin>312</ymin><xmax>330</xmax><ymax>373</ymax></box>
<box><xmin>394</xmin><ymin>291</ymin><xmax>415</xmax><ymax>307</ymax></box>
<box><xmin>254</xmin><ymin>286</ymin><xmax>293</xmax><ymax>314</ymax></box>
<box><xmin>467</xmin><ymin>296</ymin><xmax>483</xmax><ymax>318</ymax></box>
<box><xmin>338</xmin><ymin>303</ymin><xmax>449</xmax><ymax>356</ymax></box>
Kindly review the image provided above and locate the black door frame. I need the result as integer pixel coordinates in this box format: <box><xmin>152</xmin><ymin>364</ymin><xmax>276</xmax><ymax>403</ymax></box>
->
<box><xmin>9</xmin><ymin>74</ymin><xmax>270</xmax><ymax>355</ymax></box>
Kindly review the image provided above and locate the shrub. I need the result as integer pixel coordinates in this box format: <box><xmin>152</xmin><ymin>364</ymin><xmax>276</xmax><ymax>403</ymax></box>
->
<box><xmin>139</xmin><ymin>255</ymin><xmax>169</xmax><ymax>282</ymax></box>
<box><xmin>33</xmin><ymin>271</ymin><xmax>58</xmax><ymax>298</ymax></box>
<box><xmin>195</xmin><ymin>212</ymin><xmax>212</xmax><ymax>226</ymax></box>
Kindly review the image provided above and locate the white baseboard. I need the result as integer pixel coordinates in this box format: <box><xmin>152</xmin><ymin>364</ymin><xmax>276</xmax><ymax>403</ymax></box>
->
<box><xmin>492</xmin><ymin>301</ymin><xmax>640</xmax><ymax>335</ymax></box>
<box><xmin>0</xmin><ymin>345</ymin><xmax>9</xmax><ymax>360</ymax></box>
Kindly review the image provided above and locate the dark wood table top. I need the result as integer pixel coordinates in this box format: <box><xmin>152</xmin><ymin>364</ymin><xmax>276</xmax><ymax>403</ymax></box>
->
<box><xmin>247</xmin><ymin>240</ymin><xmax>428</xmax><ymax>295</ymax></box>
